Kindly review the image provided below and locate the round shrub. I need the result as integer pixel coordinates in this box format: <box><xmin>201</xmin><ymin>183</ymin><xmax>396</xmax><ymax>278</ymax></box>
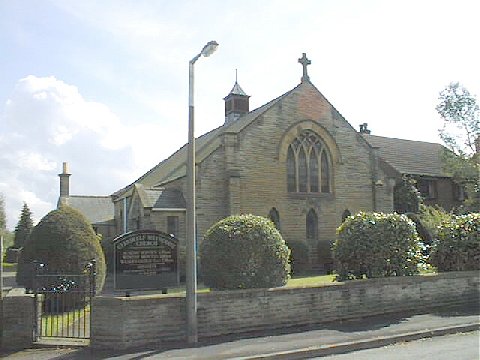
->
<box><xmin>286</xmin><ymin>240</ymin><xmax>310</xmax><ymax>275</ymax></box>
<box><xmin>16</xmin><ymin>205</ymin><xmax>106</xmax><ymax>294</ymax></box>
<box><xmin>430</xmin><ymin>213</ymin><xmax>480</xmax><ymax>271</ymax></box>
<box><xmin>200</xmin><ymin>214</ymin><xmax>290</xmax><ymax>290</ymax></box>
<box><xmin>333</xmin><ymin>212</ymin><xmax>423</xmax><ymax>280</ymax></box>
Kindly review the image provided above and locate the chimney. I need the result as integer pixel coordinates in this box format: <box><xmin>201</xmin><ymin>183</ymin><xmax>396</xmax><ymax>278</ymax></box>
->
<box><xmin>359</xmin><ymin>123</ymin><xmax>371</xmax><ymax>134</ymax></box>
<box><xmin>224</xmin><ymin>81</ymin><xmax>250</xmax><ymax>124</ymax></box>
<box><xmin>58</xmin><ymin>162</ymin><xmax>71</xmax><ymax>199</ymax></box>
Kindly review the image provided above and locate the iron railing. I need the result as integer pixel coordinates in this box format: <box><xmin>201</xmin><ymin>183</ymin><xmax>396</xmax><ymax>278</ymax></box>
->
<box><xmin>33</xmin><ymin>260</ymin><xmax>96</xmax><ymax>340</ymax></box>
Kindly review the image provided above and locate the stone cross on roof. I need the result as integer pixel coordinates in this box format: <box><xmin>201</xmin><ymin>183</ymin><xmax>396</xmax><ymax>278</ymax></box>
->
<box><xmin>298</xmin><ymin>53</ymin><xmax>311</xmax><ymax>82</ymax></box>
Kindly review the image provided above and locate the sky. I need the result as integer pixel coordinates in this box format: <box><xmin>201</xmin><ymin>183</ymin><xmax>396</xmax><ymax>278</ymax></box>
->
<box><xmin>1</xmin><ymin>0</ymin><xmax>479</xmax><ymax>229</ymax></box>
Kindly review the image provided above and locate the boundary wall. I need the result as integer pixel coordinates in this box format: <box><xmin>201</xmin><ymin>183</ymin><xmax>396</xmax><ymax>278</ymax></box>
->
<box><xmin>1</xmin><ymin>289</ymin><xmax>36</xmax><ymax>351</ymax></box>
<box><xmin>91</xmin><ymin>271</ymin><xmax>479</xmax><ymax>350</ymax></box>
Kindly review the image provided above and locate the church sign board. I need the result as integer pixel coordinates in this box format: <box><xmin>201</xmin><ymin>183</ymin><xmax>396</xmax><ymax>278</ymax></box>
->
<box><xmin>113</xmin><ymin>230</ymin><xmax>179</xmax><ymax>291</ymax></box>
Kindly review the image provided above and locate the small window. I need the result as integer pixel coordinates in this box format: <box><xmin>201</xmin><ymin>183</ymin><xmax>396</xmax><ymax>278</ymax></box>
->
<box><xmin>298</xmin><ymin>148</ymin><xmax>308</xmax><ymax>192</ymax></box>
<box><xmin>321</xmin><ymin>151</ymin><xmax>330</xmax><ymax>193</ymax></box>
<box><xmin>287</xmin><ymin>147</ymin><xmax>296</xmax><ymax>192</ymax></box>
<box><xmin>167</xmin><ymin>216</ymin><xmax>179</xmax><ymax>237</ymax></box>
<box><xmin>453</xmin><ymin>183</ymin><xmax>465</xmax><ymax>201</ymax></box>
<box><xmin>306</xmin><ymin>209</ymin><xmax>318</xmax><ymax>244</ymax></box>
<box><xmin>417</xmin><ymin>179</ymin><xmax>437</xmax><ymax>199</ymax></box>
<box><xmin>309</xmin><ymin>150</ymin><xmax>319</xmax><ymax>193</ymax></box>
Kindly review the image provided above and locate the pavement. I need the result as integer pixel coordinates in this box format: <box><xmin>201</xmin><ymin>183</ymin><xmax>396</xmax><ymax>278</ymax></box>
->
<box><xmin>1</xmin><ymin>306</ymin><xmax>479</xmax><ymax>360</ymax></box>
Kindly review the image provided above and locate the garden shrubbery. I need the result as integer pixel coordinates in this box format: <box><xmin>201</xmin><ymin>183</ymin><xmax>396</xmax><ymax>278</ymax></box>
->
<box><xmin>418</xmin><ymin>204</ymin><xmax>453</xmax><ymax>241</ymax></box>
<box><xmin>430</xmin><ymin>213</ymin><xmax>480</xmax><ymax>271</ymax></box>
<box><xmin>16</xmin><ymin>205</ymin><xmax>106</xmax><ymax>294</ymax></box>
<box><xmin>200</xmin><ymin>214</ymin><xmax>290</xmax><ymax>290</ymax></box>
<box><xmin>286</xmin><ymin>239</ymin><xmax>309</xmax><ymax>275</ymax></box>
<box><xmin>333</xmin><ymin>212</ymin><xmax>423</xmax><ymax>280</ymax></box>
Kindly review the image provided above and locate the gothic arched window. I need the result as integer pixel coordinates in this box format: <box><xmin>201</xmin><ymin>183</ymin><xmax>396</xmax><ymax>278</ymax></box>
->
<box><xmin>268</xmin><ymin>208</ymin><xmax>281</xmax><ymax>230</ymax></box>
<box><xmin>287</xmin><ymin>147</ymin><xmax>296</xmax><ymax>192</ymax></box>
<box><xmin>306</xmin><ymin>208</ymin><xmax>318</xmax><ymax>244</ymax></box>
<box><xmin>321</xmin><ymin>151</ymin><xmax>330</xmax><ymax>193</ymax></box>
<box><xmin>286</xmin><ymin>130</ymin><xmax>332</xmax><ymax>193</ymax></box>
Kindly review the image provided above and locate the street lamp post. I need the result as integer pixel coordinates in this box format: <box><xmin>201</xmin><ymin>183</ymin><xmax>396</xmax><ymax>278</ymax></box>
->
<box><xmin>186</xmin><ymin>40</ymin><xmax>218</xmax><ymax>344</ymax></box>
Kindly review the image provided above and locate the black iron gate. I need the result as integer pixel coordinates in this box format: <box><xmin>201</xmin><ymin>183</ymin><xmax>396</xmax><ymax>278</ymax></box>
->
<box><xmin>33</xmin><ymin>260</ymin><xmax>96</xmax><ymax>341</ymax></box>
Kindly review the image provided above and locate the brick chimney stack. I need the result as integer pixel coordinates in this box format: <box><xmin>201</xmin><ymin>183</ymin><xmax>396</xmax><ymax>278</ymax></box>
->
<box><xmin>359</xmin><ymin>123</ymin><xmax>371</xmax><ymax>134</ymax></box>
<box><xmin>58</xmin><ymin>162</ymin><xmax>71</xmax><ymax>200</ymax></box>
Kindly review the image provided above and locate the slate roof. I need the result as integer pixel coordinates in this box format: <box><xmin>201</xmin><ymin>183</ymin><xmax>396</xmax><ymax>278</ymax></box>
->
<box><xmin>362</xmin><ymin>134</ymin><xmax>450</xmax><ymax>178</ymax></box>
<box><xmin>134</xmin><ymin>184</ymin><xmax>186</xmax><ymax>209</ymax></box>
<box><xmin>113</xmin><ymin>80</ymin><xmax>448</xmax><ymax>199</ymax></box>
<box><xmin>64</xmin><ymin>196</ymin><xmax>114</xmax><ymax>224</ymax></box>
<box><xmin>226</xmin><ymin>81</ymin><xmax>248</xmax><ymax>97</ymax></box>
<box><xmin>113</xmin><ymin>84</ymin><xmax>297</xmax><ymax>198</ymax></box>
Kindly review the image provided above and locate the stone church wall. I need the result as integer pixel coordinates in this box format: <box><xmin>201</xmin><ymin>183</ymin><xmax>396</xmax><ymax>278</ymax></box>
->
<box><xmin>178</xmin><ymin>146</ymin><xmax>229</xmax><ymax>241</ymax></box>
<box><xmin>203</xmin><ymin>82</ymin><xmax>389</xmax><ymax>269</ymax></box>
<box><xmin>109</xmin><ymin>83</ymin><xmax>396</xmax><ymax>270</ymax></box>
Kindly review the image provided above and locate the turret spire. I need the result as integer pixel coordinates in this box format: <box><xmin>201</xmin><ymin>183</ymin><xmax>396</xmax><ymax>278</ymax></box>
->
<box><xmin>224</xmin><ymin>72</ymin><xmax>250</xmax><ymax>124</ymax></box>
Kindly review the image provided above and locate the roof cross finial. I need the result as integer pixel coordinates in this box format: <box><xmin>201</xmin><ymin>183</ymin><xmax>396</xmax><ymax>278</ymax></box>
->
<box><xmin>298</xmin><ymin>53</ymin><xmax>311</xmax><ymax>82</ymax></box>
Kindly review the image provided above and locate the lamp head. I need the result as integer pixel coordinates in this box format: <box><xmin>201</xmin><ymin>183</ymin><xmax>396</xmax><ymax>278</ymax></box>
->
<box><xmin>201</xmin><ymin>41</ymin><xmax>219</xmax><ymax>57</ymax></box>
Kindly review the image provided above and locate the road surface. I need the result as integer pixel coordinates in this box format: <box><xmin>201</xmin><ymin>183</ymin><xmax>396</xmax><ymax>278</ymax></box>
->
<box><xmin>314</xmin><ymin>331</ymin><xmax>480</xmax><ymax>360</ymax></box>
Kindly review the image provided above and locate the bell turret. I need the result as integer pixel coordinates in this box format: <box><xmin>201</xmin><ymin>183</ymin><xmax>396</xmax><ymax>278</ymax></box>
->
<box><xmin>224</xmin><ymin>80</ymin><xmax>250</xmax><ymax>124</ymax></box>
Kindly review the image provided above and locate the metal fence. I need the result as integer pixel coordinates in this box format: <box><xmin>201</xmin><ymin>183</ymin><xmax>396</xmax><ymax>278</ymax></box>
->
<box><xmin>33</xmin><ymin>260</ymin><xmax>96</xmax><ymax>341</ymax></box>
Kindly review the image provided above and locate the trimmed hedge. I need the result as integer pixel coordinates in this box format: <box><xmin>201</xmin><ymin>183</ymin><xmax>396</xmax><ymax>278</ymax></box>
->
<box><xmin>200</xmin><ymin>214</ymin><xmax>290</xmax><ymax>290</ymax></box>
<box><xmin>430</xmin><ymin>213</ymin><xmax>480</xmax><ymax>271</ymax></box>
<box><xmin>333</xmin><ymin>212</ymin><xmax>423</xmax><ymax>280</ymax></box>
<box><xmin>286</xmin><ymin>240</ymin><xmax>310</xmax><ymax>275</ymax></box>
<box><xmin>16</xmin><ymin>206</ymin><xmax>106</xmax><ymax>294</ymax></box>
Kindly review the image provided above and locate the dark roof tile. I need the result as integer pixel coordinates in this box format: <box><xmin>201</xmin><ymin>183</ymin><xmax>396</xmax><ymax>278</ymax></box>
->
<box><xmin>363</xmin><ymin>134</ymin><xmax>449</xmax><ymax>178</ymax></box>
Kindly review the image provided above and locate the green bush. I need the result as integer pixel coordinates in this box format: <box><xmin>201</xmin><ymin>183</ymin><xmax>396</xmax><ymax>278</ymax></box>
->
<box><xmin>333</xmin><ymin>212</ymin><xmax>423</xmax><ymax>280</ymax></box>
<box><xmin>101</xmin><ymin>236</ymin><xmax>114</xmax><ymax>273</ymax></box>
<box><xmin>200</xmin><ymin>214</ymin><xmax>290</xmax><ymax>290</ymax></box>
<box><xmin>430</xmin><ymin>213</ymin><xmax>480</xmax><ymax>271</ymax></box>
<box><xmin>286</xmin><ymin>240</ymin><xmax>309</xmax><ymax>275</ymax></box>
<box><xmin>16</xmin><ymin>206</ymin><xmax>106</xmax><ymax>294</ymax></box>
<box><xmin>418</xmin><ymin>204</ymin><xmax>453</xmax><ymax>240</ymax></box>
<box><xmin>394</xmin><ymin>176</ymin><xmax>423</xmax><ymax>214</ymax></box>
<box><xmin>317</xmin><ymin>240</ymin><xmax>334</xmax><ymax>273</ymax></box>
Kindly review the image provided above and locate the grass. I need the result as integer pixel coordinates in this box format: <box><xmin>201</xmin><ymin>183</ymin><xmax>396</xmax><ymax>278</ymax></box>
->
<box><xmin>143</xmin><ymin>273</ymin><xmax>337</xmax><ymax>297</ymax></box>
<box><xmin>285</xmin><ymin>274</ymin><xmax>337</xmax><ymax>287</ymax></box>
<box><xmin>40</xmin><ymin>305</ymin><xmax>90</xmax><ymax>337</ymax></box>
<box><xmin>2</xmin><ymin>262</ymin><xmax>17</xmax><ymax>271</ymax></box>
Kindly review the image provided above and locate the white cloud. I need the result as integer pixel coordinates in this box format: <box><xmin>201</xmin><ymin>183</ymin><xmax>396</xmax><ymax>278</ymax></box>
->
<box><xmin>0</xmin><ymin>75</ymin><xmax>143</xmax><ymax>229</ymax></box>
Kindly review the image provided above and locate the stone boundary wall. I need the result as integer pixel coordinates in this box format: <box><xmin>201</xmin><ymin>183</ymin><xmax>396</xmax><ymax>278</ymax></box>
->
<box><xmin>1</xmin><ymin>289</ymin><xmax>35</xmax><ymax>351</ymax></box>
<box><xmin>91</xmin><ymin>271</ymin><xmax>479</xmax><ymax>350</ymax></box>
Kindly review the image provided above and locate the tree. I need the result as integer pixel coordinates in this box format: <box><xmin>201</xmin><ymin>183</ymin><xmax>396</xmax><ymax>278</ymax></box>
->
<box><xmin>430</xmin><ymin>213</ymin><xmax>479</xmax><ymax>272</ymax></box>
<box><xmin>13</xmin><ymin>202</ymin><xmax>33</xmax><ymax>248</ymax></box>
<box><xmin>200</xmin><ymin>214</ymin><xmax>290</xmax><ymax>290</ymax></box>
<box><xmin>0</xmin><ymin>193</ymin><xmax>6</xmax><ymax>234</ymax></box>
<box><xmin>436</xmin><ymin>82</ymin><xmax>480</xmax><ymax>212</ymax></box>
<box><xmin>16</xmin><ymin>205</ymin><xmax>106</xmax><ymax>293</ymax></box>
<box><xmin>333</xmin><ymin>212</ymin><xmax>423</xmax><ymax>281</ymax></box>
<box><xmin>393</xmin><ymin>175</ymin><xmax>423</xmax><ymax>214</ymax></box>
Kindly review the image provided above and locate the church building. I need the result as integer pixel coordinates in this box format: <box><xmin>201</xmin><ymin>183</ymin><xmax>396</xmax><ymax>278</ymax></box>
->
<box><xmin>58</xmin><ymin>54</ymin><xmax>462</xmax><ymax>271</ymax></box>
